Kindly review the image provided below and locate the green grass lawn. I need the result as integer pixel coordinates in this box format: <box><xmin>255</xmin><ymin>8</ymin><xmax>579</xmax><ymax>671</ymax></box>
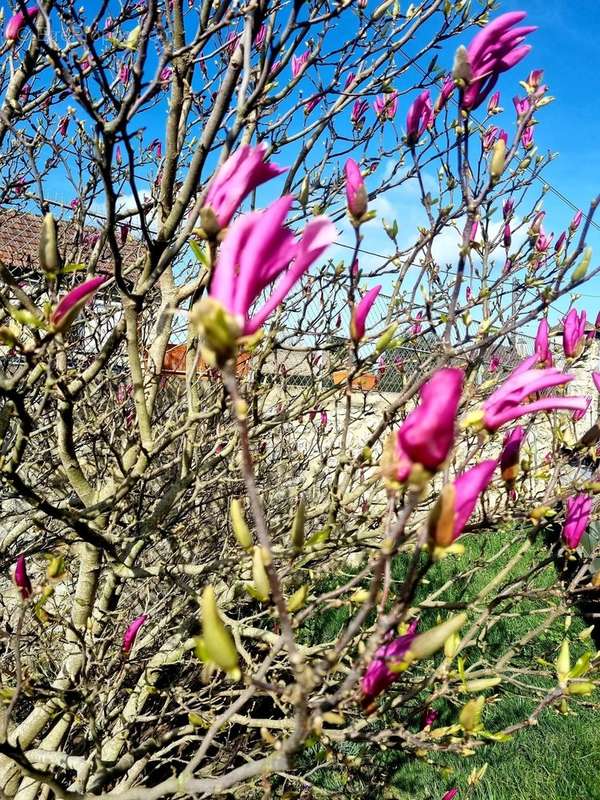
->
<box><xmin>295</xmin><ymin>526</ymin><xmax>600</xmax><ymax>799</ymax></box>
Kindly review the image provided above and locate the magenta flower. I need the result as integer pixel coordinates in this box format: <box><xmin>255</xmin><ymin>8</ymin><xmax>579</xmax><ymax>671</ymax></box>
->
<box><xmin>503</xmin><ymin>198</ymin><xmax>514</xmax><ymax>220</ymax></box>
<box><xmin>521</xmin><ymin>125</ymin><xmax>534</xmax><ymax>149</ymax></box>
<box><xmin>421</xmin><ymin>708</ymin><xmax>439</xmax><ymax>728</ymax></box>
<box><xmin>527</xmin><ymin>68</ymin><xmax>544</xmax><ymax>88</ymax></box>
<box><xmin>351</xmin><ymin>285</ymin><xmax>381</xmax><ymax>342</ymax></box>
<box><xmin>513</xmin><ymin>94</ymin><xmax>531</xmax><ymax>119</ymax></box>
<box><xmin>374</xmin><ymin>91</ymin><xmax>398</xmax><ymax>121</ymax></box>
<box><xmin>490</xmin><ymin>355</ymin><xmax>502</xmax><ymax>373</ymax></box>
<box><xmin>500</xmin><ymin>425</ymin><xmax>525</xmax><ymax>484</ymax></box>
<box><xmin>202</xmin><ymin>144</ymin><xmax>287</xmax><ymax>232</ymax></box>
<box><xmin>395</xmin><ymin>368</ymin><xmax>464</xmax><ymax>478</ymax></box>
<box><xmin>563</xmin><ymin>308</ymin><xmax>587</xmax><ymax>358</ymax></box>
<box><xmin>411</xmin><ymin>310</ymin><xmax>423</xmax><ymax>335</ymax></box>
<box><xmin>58</xmin><ymin>116</ymin><xmax>69</xmax><ymax>137</ymax></box>
<box><xmin>291</xmin><ymin>50</ymin><xmax>310</xmax><ymax>78</ymax></box>
<box><xmin>482</xmin><ymin>355</ymin><xmax>587</xmax><ymax>431</ymax></box>
<box><xmin>429</xmin><ymin>460</ymin><xmax>497</xmax><ymax>547</ymax></box>
<box><xmin>442</xmin><ymin>791</ymin><xmax>459</xmax><ymax>800</ymax></box>
<box><xmin>503</xmin><ymin>223</ymin><xmax>511</xmax><ymax>249</ymax></box>
<box><xmin>118</xmin><ymin>63</ymin><xmax>130</xmax><ymax>85</ymax></box>
<box><xmin>148</xmin><ymin>138</ymin><xmax>162</xmax><ymax>159</ymax></box>
<box><xmin>535</xmin><ymin>229</ymin><xmax>553</xmax><ymax>254</ymax></box>
<box><xmin>351</xmin><ymin>98</ymin><xmax>369</xmax><ymax>127</ymax></box>
<box><xmin>5</xmin><ymin>5</ymin><xmax>38</xmax><ymax>43</ymax></box>
<box><xmin>554</xmin><ymin>231</ymin><xmax>566</xmax><ymax>254</ymax></box>
<box><xmin>434</xmin><ymin>74</ymin><xmax>455</xmax><ymax>113</ymax></box>
<box><xmin>320</xmin><ymin>409</ymin><xmax>328</xmax><ymax>427</ymax></box>
<box><xmin>534</xmin><ymin>318</ymin><xmax>551</xmax><ymax>366</ymax></box>
<box><xmin>405</xmin><ymin>89</ymin><xmax>432</xmax><ymax>144</ymax></box>
<box><xmin>13</xmin><ymin>555</ymin><xmax>32</xmax><ymax>600</ymax></box>
<box><xmin>487</xmin><ymin>91</ymin><xmax>501</xmax><ymax>114</ymax></box>
<box><xmin>254</xmin><ymin>24</ymin><xmax>267</xmax><ymax>50</ymax></box>
<box><xmin>304</xmin><ymin>93</ymin><xmax>324</xmax><ymax>115</ymax></box>
<box><xmin>208</xmin><ymin>196</ymin><xmax>335</xmax><ymax>336</ymax></box>
<box><xmin>469</xmin><ymin>219</ymin><xmax>479</xmax><ymax>242</ymax></box>
<box><xmin>123</xmin><ymin>614</ymin><xmax>148</xmax><ymax>653</ymax></box>
<box><xmin>159</xmin><ymin>66</ymin><xmax>173</xmax><ymax>83</ymax></box>
<box><xmin>51</xmin><ymin>276</ymin><xmax>107</xmax><ymax>330</ymax></box>
<box><xmin>570</xmin><ymin>209</ymin><xmax>583</xmax><ymax>232</ymax></box>
<box><xmin>361</xmin><ymin>620</ymin><xmax>418</xmax><ymax>704</ymax></box>
<box><xmin>343</xmin><ymin>72</ymin><xmax>356</xmax><ymax>90</ymax></box>
<box><xmin>457</xmin><ymin>12</ymin><xmax>536</xmax><ymax>111</ymax></box>
<box><xmin>344</xmin><ymin>158</ymin><xmax>368</xmax><ymax>220</ymax></box>
<box><xmin>562</xmin><ymin>494</ymin><xmax>592</xmax><ymax>550</ymax></box>
<box><xmin>573</xmin><ymin>396</ymin><xmax>591</xmax><ymax>422</ymax></box>
<box><xmin>483</xmin><ymin>126</ymin><xmax>499</xmax><ymax>150</ymax></box>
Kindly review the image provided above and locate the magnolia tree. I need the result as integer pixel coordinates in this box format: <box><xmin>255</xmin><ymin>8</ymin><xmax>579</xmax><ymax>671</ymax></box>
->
<box><xmin>2</xmin><ymin>0</ymin><xmax>600</xmax><ymax>797</ymax></box>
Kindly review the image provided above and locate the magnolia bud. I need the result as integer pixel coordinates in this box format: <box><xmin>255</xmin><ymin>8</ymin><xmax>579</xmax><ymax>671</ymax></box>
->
<box><xmin>290</xmin><ymin>500</ymin><xmax>305</xmax><ymax>552</ymax></box>
<box><xmin>490</xmin><ymin>139</ymin><xmax>506</xmax><ymax>180</ymax></box>
<box><xmin>230</xmin><ymin>499</ymin><xmax>252</xmax><ymax>551</ymax></box>
<box><xmin>252</xmin><ymin>546</ymin><xmax>271</xmax><ymax>602</ymax></box>
<box><xmin>459</xmin><ymin>696</ymin><xmax>485</xmax><ymax>733</ymax></box>
<box><xmin>572</xmin><ymin>247</ymin><xmax>592</xmax><ymax>283</ymax></box>
<box><xmin>460</xmin><ymin>677</ymin><xmax>501</xmax><ymax>693</ymax></box>
<box><xmin>407</xmin><ymin>613</ymin><xmax>467</xmax><ymax>662</ymax></box>
<box><xmin>287</xmin><ymin>584</ymin><xmax>308</xmax><ymax>612</ymax></box>
<box><xmin>452</xmin><ymin>45</ymin><xmax>473</xmax><ymax>84</ymax></box>
<box><xmin>201</xmin><ymin>585</ymin><xmax>239</xmax><ymax>675</ymax></box>
<box><xmin>39</xmin><ymin>213</ymin><xmax>60</xmax><ymax>277</ymax></box>
<box><xmin>556</xmin><ymin>639</ymin><xmax>570</xmax><ymax>684</ymax></box>
<box><xmin>375</xmin><ymin>323</ymin><xmax>398</xmax><ymax>353</ymax></box>
<box><xmin>566</xmin><ymin>681</ymin><xmax>595</xmax><ymax>696</ymax></box>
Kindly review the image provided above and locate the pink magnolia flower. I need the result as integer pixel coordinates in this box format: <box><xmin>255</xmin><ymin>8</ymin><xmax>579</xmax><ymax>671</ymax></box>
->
<box><xmin>5</xmin><ymin>5</ymin><xmax>38</xmax><ymax>43</ymax></box>
<box><xmin>521</xmin><ymin>125</ymin><xmax>534</xmax><ymax>149</ymax></box>
<box><xmin>562</xmin><ymin>494</ymin><xmax>592</xmax><ymax>550</ymax></box>
<box><xmin>291</xmin><ymin>50</ymin><xmax>310</xmax><ymax>78</ymax></box>
<box><xmin>374</xmin><ymin>91</ymin><xmax>398</xmax><ymax>121</ymax></box>
<box><xmin>351</xmin><ymin>285</ymin><xmax>381</xmax><ymax>341</ymax></box>
<box><xmin>434</xmin><ymin>74</ymin><xmax>455</xmax><ymax>113</ymax></box>
<box><xmin>482</xmin><ymin>355</ymin><xmax>587</xmax><ymax>431</ymax></box>
<box><xmin>503</xmin><ymin>223</ymin><xmax>511</xmax><ymax>249</ymax></box>
<box><xmin>442</xmin><ymin>791</ymin><xmax>459</xmax><ymax>800</ymax></box>
<box><xmin>123</xmin><ymin>614</ymin><xmax>148</xmax><ymax>653</ymax></box>
<box><xmin>563</xmin><ymin>308</ymin><xmax>587</xmax><ymax>358</ymax></box>
<box><xmin>202</xmin><ymin>143</ymin><xmax>287</xmax><ymax>231</ymax></box>
<box><xmin>209</xmin><ymin>196</ymin><xmax>335</xmax><ymax>336</ymax></box>
<box><xmin>320</xmin><ymin>409</ymin><xmax>328</xmax><ymax>427</ymax></box>
<box><xmin>116</xmin><ymin>145</ymin><xmax>123</xmax><ymax>165</ymax></box>
<box><xmin>148</xmin><ymin>138</ymin><xmax>162</xmax><ymax>159</ymax></box>
<box><xmin>490</xmin><ymin>354</ymin><xmax>502</xmax><ymax>373</ymax></box>
<box><xmin>20</xmin><ymin>82</ymin><xmax>31</xmax><ymax>101</ymax></box>
<box><xmin>570</xmin><ymin>209</ymin><xmax>583</xmax><ymax>232</ymax></box>
<box><xmin>58</xmin><ymin>116</ymin><xmax>69</xmax><ymax>137</ymax></box>
<box><xmin>535</xmin><ymin>229</ymin><xmax>553</xmax><ymax>253</ymax></box>
<box><xmin>421</xmin><ymin>708</ymin><xmax>439</xmax><ymax>728</ymax></box>
<box><xmin>405</xmin><ymin>89</ymin><xmax>432</xmax><ymax>144</ymax></box>
<box><xmin>344</xmin><ymin>158</ymin><xmax>368</xmax><ymax>220</ymax></box>
<box><xmin>13</xmin><ymin>555</ymin><xmax>32</xmax><ymax>600</ymax></box>
<box><xmin>487</xmin><ymin>91</ymin><xmax>501</xmax><ymax>114</ymax></box>
<box><xmin>159</xmin><ymin>66</ymin><xmax>173</xmax><ymax>83</ymax></box>
<box><xmin>530</xmin><ymin>210</ymin><xmax>545</xmax><ymax>234</ymax></box>
<box><xmin>429</xmin><ymin>460</ymin><xmax>497</xmax><ymax>547</ymax></box>
<box><xmin>304</xmin><ymin>93</ymin><xmax>324</xmax><ymax>115</ymax></box>
<box><xmin>483</xmin><ymin>125</ymin><xmax>499</xmax><ymax>150</ymax></box>
<box><xmin>411</xmin><ymin>310</ymin><xmax>423</xmax><ymax>335</ymax></box>
<box><xmin>361</xmin><ymin>620</ymin><xmax>418</xmax><ymax>704</ymax></box>
<box><xmin>554</xmin><ymin>231</ymin><xmax>566</xmax><ymax>254</ymax></box>
<box><xmin>254</xmin><ymin>24</ymin><xmax>267</xmax><ymax>50</ymax></box>
<box><xmin>458</xmin><ymin>12</ymin><xmax>536</xmax><ymax>111</ymax></box>
<box><xmin>513</xmin><ymin>94</ymin><xmax>531</xmax><ymax>119</ymax></box>
<box><xmin>500</xmin><ymin>425</ymin><xmax>525</xmax><ymax>484</ymax></box>
<box><xmin>394</xmin><ymin>368</ymin><xmax>464</xmax><ymax>479</ymax></box>
<box><xmin>503</xmin><ymin>198</ymin><xmax>514</xmax><ymax>220</ymax></box>
<box><xmin>343</xmin><ymin>72</ymin><xmax>356</xmax><ymax>90</ymax></box>
<box><xmin>469</xmin><ymin>219</ymin><xmax>479</xmax><ymax>242</ymax></box>
<box><xmin>534</xmin><ymin>318</ymin><xmax>551</xmax><ymax>366</ymax></box>
<box><xmin>527</xmin><ymin>69</ymin><xmax>544</xmax><ymax>88</ymax></box>
<box><xmin>118</xmin><ymin>63</ymin><xmax>130</xmax><ymax>85</ymax></box>
<box><xmin>573</xmin><ymin>396</ymin><xmax>591</xmax><ymax>422</ymax></box>
<box><xmin>351</xmin><ymin>98</ymin><xmax>368</xmax><ymax>127</ymax></box>
<box><xmin>51</xmin><ymin>276</ymin><xmax>107</xmax><ymax>330</ymax></box>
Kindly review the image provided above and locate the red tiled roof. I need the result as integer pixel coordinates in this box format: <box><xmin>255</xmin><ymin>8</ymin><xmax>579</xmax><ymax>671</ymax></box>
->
<box><xmin>0</xmin><ymin>209</ymin><xmax>144</xmax><ymax>276</ymax></box>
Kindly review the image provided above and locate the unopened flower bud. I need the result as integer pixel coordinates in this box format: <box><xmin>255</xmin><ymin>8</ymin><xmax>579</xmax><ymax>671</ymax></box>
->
<box><xmin>252</xmin><ymin>546</ymin><xmax>271</xmax><ymax>602</ymax></box>
<box><xmin>230</xmin><ymin>499</ymin><xmax>252</xmax><ymax>551</ymax></box>
<box><xmin>39</xmin><ymin>213</ymin><xmax>60</xmax><ymax>277</ymax></box>
<box><xmin>201</xmin><ymin>585</ymin><xmax>239</xmax><ymax>675</ymax></box>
